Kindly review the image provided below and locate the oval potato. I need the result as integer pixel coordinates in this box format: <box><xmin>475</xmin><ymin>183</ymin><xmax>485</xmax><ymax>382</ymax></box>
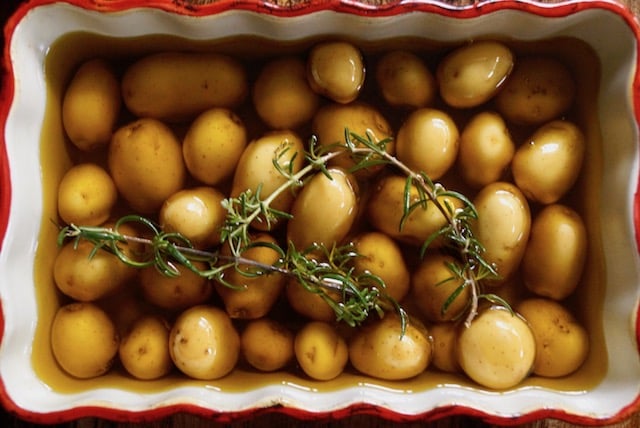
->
<box><xmin>375</xmin><ymin>50</ymin><xmax>436</xmax><ymax>109</ymax></box>
<box><xmin>307</xmin><ymin>41</ymin><xmax>365</xmax><ymax>104</ymax></box>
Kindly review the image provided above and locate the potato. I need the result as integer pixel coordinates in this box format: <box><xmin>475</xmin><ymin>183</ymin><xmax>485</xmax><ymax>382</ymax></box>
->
<box><xmin>411</xmin><ymin>253</ymin><xmax>471</xmax><ymax>322</ymax></box>
<box><xmin>395</xmin><ymin>108</ymin><xmax>459</xmax><ymax>180</ymax></box>
<box><xmin>108</xmin><ymin>118</ymin><xmax>186</xmax><ymax>213</ymax></box>
<box><xmin>231</xmin><ymin>130</ymin><xmax>305</xmax><ymax>231</ymax></box>
<box><xmin>521</xmin><ymin>204</ymin><xmax>587</xmax><ymax>300</ymax></box>
<box><xmin>307</xmin><ymin>41</ymin><xmax>365</xmax><ymax>104</ymax></box>
<box><xmin>169</xmin><ymin>305</ymin><xmax>240</xmax><ymax>380</ymax></box>
<box><xmin>457</xmin><ymin>111</ymin><xmax>515</xmax><ymax>189</ymax></box>
<box><xmin>182</xmin><ymin>108</ymin><xmax>247</xmax><ymax>186</ymax></box>
<box><xmin>119</xmin><ymin>315</ymin><xmax>173</xmax><ymax>380</ymax></box>
<box><xmin>241</xmin><ymin>318</ymin><xmax>294</xmax><ymax>372</ymax></box>
<box><xmin>215</xmin><ymin>233</ymin><xmax>285</xmax><ymax>319</ymax></box>
<box><xmin>51</xmin><ymin>302</ymin><xmax>119</xmax><ymax>379</ymax></box>
<box><xmin>253</xmin><ymin>56</ymin><xmax>320</xmax><ymax>129</ymax></box>
<box><xmin>429</xmin><ymin>322</ymin><xmax>460</xmax><ymax>374</ymax></box>
<box><xmin>294</xmin><ymin>321</ymin><xmax>348</xmax><ymax>381</ymax></box>
<box><xmin>285</xmin><ymin>276</ymin><xmax>341</xmax><ymax>322</ymax></box>
<box><xmin>159</xmin><ymin>186</ymin><xmax>227</xmax><ymax>248</ymax></box>
<box><xmin>139</xmin><ymin>261</ymin><xmax>212</xmax><ymax>312</ymax></box>
<box><xmin>349</xmin><ymin>315</ymin><xmax>431</xmax><ymax>380</ymax></box>
<box><xmin>473</xmin><ymin>182</ymin><xmax>531</xmax><ymax>283</ymax></box>
<box><xmin>437</xmin><ymin>41</ymin><xmax>514</xmax><ymax>108</ymax></box>
<box><xmin>495</xmin><ymin>56</ymin><xmax>576</xmax><ymax>126</ymax></box>
<box><xmin>62</xmin><ymin>58</ymin><xmax>121</xmax><ymax>151</ymax></box>
<box><xmin>352</xmin><ymin>231</ymin><xmax>410</xmax><ymax>302</ymax></box>
<box><xmin>121</xmin><ymin>52</ymin><xmax>247</xmax><ymax>122</ymax></box>
<box><xmin>367</xmin><ymin>174</ymin><xmax>464</xmax><ymax>246</ymax></box>
<box><xmin>57</xmin><ymin>163</ymin><xmax>117</xmax><ymax>226</ymax></box>
<box><xmin>457</xmin><ymin>306</ymin><xmax>535</xmax><ymax>389</ymax></box>
<box><xmin>516</xmin><ymin>298</ymin><xmax>589</xmax><ymax>377</ymax></box>
<box><xmin>287</xmin><ymin>168</ymin><xmax>358</xmax><ymax>250</ymax></box>
<box><xmin>375</xmin><ymin>50</ymin><xmax>436</xmax><ymax>109</ymax></box>
<box><xmin>512</xmin><ymin>120</ymin><xmax>585</xmax><ymax>204</ymax></box>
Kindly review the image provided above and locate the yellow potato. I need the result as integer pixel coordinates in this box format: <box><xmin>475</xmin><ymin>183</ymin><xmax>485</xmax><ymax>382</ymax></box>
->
<box><xmin>241</xmin><ymin>318</ymin><xmax>294</xmax><ymax>372</ymax></box>
<box><xmin>108</xmin><ymin>118</ymin><xmax>186</xmax><ymax>213</ymax></box>
<box><xmin>121</xmin><ymin>52</ymin><xmax>247</xmax><ymax>122</ymax></box>
<box><xmin>51</xmin><ymin>302</ymin><xmax>119</xmax><ymax>379</ymax></box>
<box><xmin>437</xmin><ymin>41</ymin><xmax>514</xmax><ymax>108</ymax></box>
<box><xmin>182</xmin><ymin>107</ymin><xmax>247</xmax><ymax>186</ymax></box>
<box><xmin>512</xmin><ymin>120</ymin><xmax>585</xmax><ymax>204</ymax></box>
<box><xmin>139</xmin><ymin>262</ymin><xmax>212</xmax><ymax>312</ymax></box>
<box><xmin>294</xmin><ymin>321</ymin><xmax>348</xmax><ymax>381</ymax></box>
<box><xmin>57</xmin><ymin>163</ymin><xmax>117</xmax><ymax>227</ymax></box>
<box><xmin>429</xmin><ymin>322</ymin><xmax>461</xmax><ymax>374</ymax></box>
<box><xmin>119</xmin><ymin>315</ymin><xmax>173</xmax><ymax>380</ymax></box>
<box><xmin>516</xmin><ymin>298</ymin><xmax>589</xmax><ymax>378</ymax></box>
<box><xmin>285</xmin><ymin>276</ymin><xmax>341</xmax><ymax>322</ymax></box>
<box><xmin>495</xmin><ymin>56</ymin><xmax>576</xmax><ymax>126</ymax></box>
<box><xmin>253</xmin><ymin>56</ymin><xmax>320</xmax><ymax>129</ymax></box>
<box><xmin>521</xmin><ymin>204</ymin><xmax>587</xmax><ymax>300</ymax></box>
<box><xmin>457</xmin><ymin>111</ymin><xmax>515</xmax><ymax>189</ymax></box>
<box><xmin>375</xmin><ymin>50</ymin><xmax>436</xmax><ymax>109</ymax></box>
<box><xmin>307</xmin><ymin>41</ymin><xmax>365</xmax><ymax>104</ymax></box>
<box><xmin>395</xmin><ymin>108</ymin><xmax>460</xmax><ymax>180</ymax></box>
<box><xmin>62</xmin><ymin>58</ymin><xmax>121</xmax><ymax>151</ymax></box>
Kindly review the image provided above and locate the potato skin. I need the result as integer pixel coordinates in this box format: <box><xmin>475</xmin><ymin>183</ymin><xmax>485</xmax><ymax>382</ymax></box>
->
<box><xmin>122</xmin><ymin>52</ymin><xmax>247</xmax><ymax>122</ymax></box>
<box><xmin>294</xmin><ymin>321</ymin><xmax>348</xmax><ymax>381</ymax></box>
<box><xmin>241</xmin><ymin>318</ymin><xmax>294</xmax><ymax>372</ymax></box>
<box><xmin>375</xmin><ymin>50</ymin><xmax>436</xmax><ymax>109</ymax></box>
<box><xmin>429</xmin><ymin>322</ymin><xmax>461</xmax><ymax>373</ymax></box>
<box><xmin>307</xmin><ymin>41</ymin><xmax>365</xmax><ymax>104</ymax></box>
<box><xmin>119</xmin><ymin>315</ymin><xmax>173</xmax><ymax>380</ymax></box>
<box><xmin>139</xmin><ymin>262</ymin><xmax>212</xmax><ymax>312</ymax></box>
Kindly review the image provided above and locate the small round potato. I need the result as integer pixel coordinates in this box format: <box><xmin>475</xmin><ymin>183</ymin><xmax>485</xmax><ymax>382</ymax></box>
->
<box><xmin>522</xmin><ymin>204</ymin><xmax>587</xmax><ymax>300</ymax></box>
<box><xmin>457</xmin><ymin>111</ymin><xmax>515</xmax><ymax>189</ymax></box>
<box><xmin>241</xmin><ymin>318</ymin><xmax>294</xmax><ymax>372</ymax></box>
<box><xmin>429</xmin><ymin>322</ymin><xmax>461</xmax><ymax>374</ymax></box>
<box><xmin>516</xmin><ymin>298</ymin><xmax>589</xmax><ymax>378</ymax></box>
<box><xmin>286</xmin><ymin>276</ymin><xmax>341</xmax><ymax>322</ymax></box>
<box><xmin>57</xmin><ymin>163</ymin><xmax>118</xmax><ymax>227</ymax></box>
<box><xmin>51</xmin><ymin>302</ymin><xmax>119</xmax><ymax>379</ymax></box>
<box><xmin>437</xmin><ymin>41</ymin><xmax>514</xmax><ymax>108</ymax></box>
<box><xmin>119</xmin><ymin>315</ymin><xmax>173</xmax><ymax>380</ymax></box>
<box><xmin>169</xmin><ymin>305</ymin><xmax>240</xmax><ymax>380</ymax></box>
<box><xmin>294</xmin><ymin>321</ymin><xmax>349</xmax><ymax>381</ymax></box>
<box><xmin>253</xmin><ymin>56</ymin><xmax>320</xmax><ymax>129</ymax></box>
<box><xmin>182</xmin><ymin>108</ymin><xmax>247</xmax><ymax>186</ymax></box>
<box><xmin>62</xmin><ymin>58</ymin><xmax>121</xmax><ymax>151</ymax></box>
<box><xmin>375</xmin><ymin>50</ymin><xmax>436</xmax><ymax>109</ymax></box>
<box><xmin>108</xmin><ymin>118</ymin><xmax>186</xmax><ymax>213</ymax></box>
<box><xmin>457</xmin><ymin>306</ymin><xmax>535</xmax><ymax>389</ymax></box>
<box><xmin>307</xmin><ymin>41</ymin><xmax>365</xmax><ymax>104</ymax></box>
<box><xmin>495</xmin><ymin>56</ymin><xmax>576</xmax><ymax>126</ymax></box>
<box><xmin>139</xmin><ymin>261</ymin><xmax>212</xmax><ymax>312</ymax></box>
<box><xmin>512</xmin><ymin>120</ymin><xmax>585</xmax><ymax>204</ymax></box>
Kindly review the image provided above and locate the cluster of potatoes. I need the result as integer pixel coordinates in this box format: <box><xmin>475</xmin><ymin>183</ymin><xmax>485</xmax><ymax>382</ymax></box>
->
<box><xmin>51</xmin><ymin>38</ymin><xmax>590</xmax><ymax>390</ymax></box>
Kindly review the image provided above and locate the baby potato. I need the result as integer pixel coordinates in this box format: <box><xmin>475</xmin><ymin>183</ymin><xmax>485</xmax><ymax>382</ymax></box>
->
<box><xmin>122</xmin><ymin>52</ymin><xmax>247</xmax><ymax>122</ymax></box>
<box><xmin>62</xmin><ymin>58</ymin><xmax>121</xmax><ymax>151</ymax></box>
<box><xmin>429</xmin><ymin>322</ymin><xmax>461</xmax><ymax>374</ymax></box>
<box><xmin>349</xmin><ymin>315</ymin><xmax>432</xmax><ymax>380</ymax></box>
<box><xmin>395</xmin><ymin>108</ymin><xmax>459</xmax><ymax>180</ymax></box>
<box><xmin>411</xmin><ymin>253</ymin><xmax>471</xmax><ymax>323</ymax></box>
<box><xmin>253</xmin><ymin>56</ymin><xmax>320</xmax><ymax>129</ymax></box>
<box><xmin>457</xmin><ymin>306</ymin><xmax>535</xmax><ymax>389</ymax></box>
<box><xmin>307</xmin><ymin>41</ymin><xmax>365</xmax><ymax>104</ymax></box>
<box><xmin>231</xmin><ymin>130</ymin><xmax>305</xmax><ymax>231</ymax></box>
<box><xmin>169</xmin><ymin>305</ymin><xmax>240</xmax><ymax>380</ymax></box>
<box><xmin>367</xmin><ymin>174</ymin><xmax>464</xmax><ymax>247</ymax></box>
<box><xmin>294</xmin><ymin>321</ymin><xmax>349</xmax><ymax>381</ymax></box>
<box><xmin>119</xmin><ymin>315</ymin><xmax>173</xmax><ymax>380</ymax></box>
<box><xmin>139</xmin><ymin>261</ymin><xmax>212</xmax><ymax>312</ymax></box>
<box><xmin>516</xmin><ymin>298</ymin><xmax>589</xmax><ymax>378</ymax></box>
<box><xmin>215</xmin><ymin>233</ymin><xmax>286</xmax><ymax>319</ymax></box>
<box><xmin>287</xmin><ymin>168</ymin><xmax>358</xmax><ymax>250</ymax></box>
<box><xmin>57</xmin><ymin>163</ymin><xmax>117</xmax><ymax>227</ymax></box>
<box><xmin>473</xmin><ymin>182</ymin><xmax>531</xmax><ymax>283</ymax></box>
<box><xmin>512</xmin><ymin>120</ymin><xmax>585</xmax><ymax>204</ymax></box>
<box><xmin>159</xmin><ymin>186</ymin><xmax>227</xmax><ymax>248</ymax></box>
<box><xmin>241</xmin><ymin>318</ymin><xmax>294</xmax><ymax>372</ymax></box>
<box><xmin>437</xmin><ymin>41</ymin><xmax>514</xmax><ymax>108</ymax></box>
<box><xmin>182</xmin><ymin>107</ymin><xmax>247</xmax><ymax>186</ymax></box>
<box><xmin>522</xmin><ymin>204</ymin><xmax>587</xmax><ymax>300</ymax></box>
<box><xmin>375</xmin><ymin>50</ymin><xmax>436</xmax><ymax>109</ymax></box>
<box><xmin>286</xmin><ymin>276</ymin><xmax>341</xmax><ymax>322</ymax></box>
<box><xmin>51</xmin><ymin>302</ymin><xmax>119</xmax><ymax>379</ymax></box>
<box><xmin>352</xmin><ymin>231</ymin><xmax>410</xmax><ymax>302</ymax></box>
<box><xmin>495</xmin><ymin>56</ymin><xmax>576</xmax><ymax>126</ymax></box>
<box><xmin>457</xmin><ymin>111</ymin><xmax>515</xmax><ymax>189</ymax></box>
<box><xmin>109</xmin><ymin>118</ymin><xmax>186</xmax><ymax>214</ymax></box>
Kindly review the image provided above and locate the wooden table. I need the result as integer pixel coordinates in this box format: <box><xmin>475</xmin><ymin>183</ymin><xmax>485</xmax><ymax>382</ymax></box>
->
<box><xmin>1</xmin><ymin>0</ymin><xmax>639</xmax><ymax>427</ymax></box>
